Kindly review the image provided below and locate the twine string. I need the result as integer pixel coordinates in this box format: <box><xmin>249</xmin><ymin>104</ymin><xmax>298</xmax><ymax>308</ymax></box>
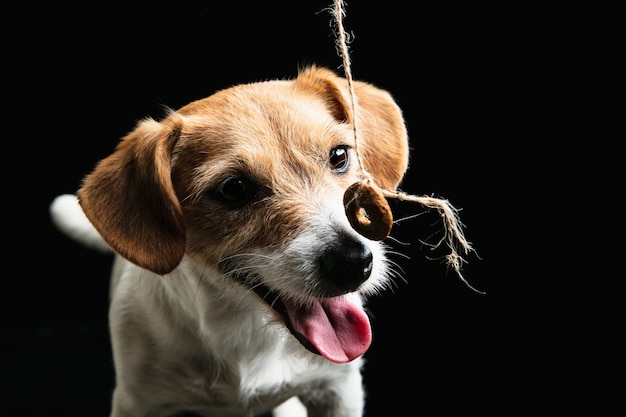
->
<box><xmin>332</xmin><ymin>0</ymin><xmax>373</xmax><ymax>184</ymax></box>
<box><xmin>330</xmin><ymin>0</ymin><xmax>482</xmax><ymax>293</ymax></box>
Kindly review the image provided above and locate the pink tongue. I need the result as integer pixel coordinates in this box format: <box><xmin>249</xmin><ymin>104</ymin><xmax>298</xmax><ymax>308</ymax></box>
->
<box><xmin>285</xmin><ymin>297</ymin><xmax>372</xmax><ymax>363</ymax></box>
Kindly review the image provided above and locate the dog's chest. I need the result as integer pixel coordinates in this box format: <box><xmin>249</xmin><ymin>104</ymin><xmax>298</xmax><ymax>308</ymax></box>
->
<box><xmin>164</xmin><ymin>343</ymin><xmax>328</xmax><ymax>415</ymax></box>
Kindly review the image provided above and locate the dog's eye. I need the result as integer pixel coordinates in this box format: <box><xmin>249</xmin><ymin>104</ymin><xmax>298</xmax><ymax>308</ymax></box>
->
<box><xmin>214</xmin><ymin>176</ymin><xmax>257</xmax><ymax>207</ymax></box>
<box><xmin>329</xmin><ymin>146</ymin><xmax>350</xmax><ymax>173</ymax></box>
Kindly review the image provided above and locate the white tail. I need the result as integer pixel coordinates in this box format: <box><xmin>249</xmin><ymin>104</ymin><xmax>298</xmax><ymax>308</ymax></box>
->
<box><xmin>49</xmin><ymin>194</ymin><xmax>112</xmax><ymax>253</ymax></box>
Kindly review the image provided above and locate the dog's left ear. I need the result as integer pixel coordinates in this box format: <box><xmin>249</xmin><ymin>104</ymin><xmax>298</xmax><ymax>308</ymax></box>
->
<box><xmin>295</xmin><ymin>66</ymin><xmax>410</xmax><ymax>190</ymax></box>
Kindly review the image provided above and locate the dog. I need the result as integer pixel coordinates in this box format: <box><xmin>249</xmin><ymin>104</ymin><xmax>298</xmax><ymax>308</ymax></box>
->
<box><xmin>50</xmin><ymin>65</ymin><xmax>409</xmax><ymax>417</ymax></box>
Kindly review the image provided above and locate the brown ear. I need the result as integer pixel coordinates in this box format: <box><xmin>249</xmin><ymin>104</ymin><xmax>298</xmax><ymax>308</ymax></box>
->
<box><xmin>77</xmin><ymin>117</ymin><xmax>186</xmax><ymax>275</ymax></box>
<box><xmin>296</xmin><ymin>66</ymin><xmax>409</xmax><ymax>191</ymax></box>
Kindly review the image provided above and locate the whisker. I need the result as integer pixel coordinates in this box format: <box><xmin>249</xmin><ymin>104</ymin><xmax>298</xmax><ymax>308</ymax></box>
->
<box><xmin>233</xmin><ymin>281</ymin><xmax>264</xmax><ymax>311</ymax></box>
<box><xmin>219</xmin><ymin>252</ymin><xmax>277</xmax><ymax>265</ymax></box>
<box><xmin>223</xmin><ymin>264</ymin><xmax>258</xmax><ymax>276</ymax></box>
<box><xmin>385</xmin><ymin>265</ymin><xmax>407</xmax><ymax>289</ymax></box>
<box><xmin>386</xmin><ymin>249</ymin><xmax>411</xmax><ymax>261</ymax></box>
<box><xmin>385</xmin><ymin>235</ymin><xmax>411</xmax><ymax>246</ymax></box>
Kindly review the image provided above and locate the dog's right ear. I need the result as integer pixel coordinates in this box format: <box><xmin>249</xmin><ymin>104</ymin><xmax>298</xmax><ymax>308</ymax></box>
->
<box><xmin>295</xmin><ymin>66</ymin><xmax>410</xmax><ymax>191</ymax></box>
<box><xmin>77</xmin><ymin>117</ymin><xmax>186</xmax><ymax>275</ymax></box>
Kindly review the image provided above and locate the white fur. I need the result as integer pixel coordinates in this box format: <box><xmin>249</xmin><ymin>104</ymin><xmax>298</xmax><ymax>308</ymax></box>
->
<box><xmin>51</xmin><ymin>192</ymin><xmax>374</xmax><ymax>417</ymax></box>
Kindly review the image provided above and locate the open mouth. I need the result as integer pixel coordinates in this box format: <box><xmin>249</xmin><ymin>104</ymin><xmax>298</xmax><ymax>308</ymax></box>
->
<box><xmin>251</xmin><ymin>283</ymin><xmax>372</xmax><ymax>364</ymax></box>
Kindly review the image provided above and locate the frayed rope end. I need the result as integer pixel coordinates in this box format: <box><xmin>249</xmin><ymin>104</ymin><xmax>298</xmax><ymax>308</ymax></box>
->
<box><xmin>383</xmin><ymin>189</ymin><xmax>484</xmax><ymax>294</ymax></box>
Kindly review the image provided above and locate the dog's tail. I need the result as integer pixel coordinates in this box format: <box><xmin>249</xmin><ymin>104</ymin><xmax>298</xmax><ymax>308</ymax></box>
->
<box><xmin>49</xmin><ymin>194</ymin><xmax>112</xmax><ymax>254</ymax></box>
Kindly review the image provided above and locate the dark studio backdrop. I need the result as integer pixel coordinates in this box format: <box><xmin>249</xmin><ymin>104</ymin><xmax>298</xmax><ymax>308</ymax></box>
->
<box><xmin>3</xmin><ymin>1</ymin><xmax>578</xmax><ymax>415</ymax></box>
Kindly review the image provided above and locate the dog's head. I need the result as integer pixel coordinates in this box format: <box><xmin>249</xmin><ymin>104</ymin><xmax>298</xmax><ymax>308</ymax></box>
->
<box><xmin>77</xmin><ymin>65</ymin><xmax>409</xmax><ymax>363</ymax></box>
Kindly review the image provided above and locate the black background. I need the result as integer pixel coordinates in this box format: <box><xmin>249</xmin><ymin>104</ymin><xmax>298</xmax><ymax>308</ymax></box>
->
<box><xmin>3</xmin><ymin>1</ymin><xmax>603</xmax><ymax>416</ymax></box>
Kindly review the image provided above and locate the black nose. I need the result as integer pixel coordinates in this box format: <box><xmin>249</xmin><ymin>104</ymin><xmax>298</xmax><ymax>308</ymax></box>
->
<box><xmin>319</xmin><ymin>233</ymin><xmax>373</xmax><ymax>295</ymax></box>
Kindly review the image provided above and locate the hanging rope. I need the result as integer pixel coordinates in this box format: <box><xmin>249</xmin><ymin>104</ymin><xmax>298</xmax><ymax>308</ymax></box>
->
<box><xmin>331</xmin><ymin>0</ymin><xmax>482</xmax><ymax>293</ymax></box>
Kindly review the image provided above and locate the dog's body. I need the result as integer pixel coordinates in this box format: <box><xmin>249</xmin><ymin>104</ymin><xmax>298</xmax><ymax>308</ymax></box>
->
<box><xmin>50</xmin><ymin>66</ymin><xmax>409</xmax><ymax>417</ymax></box>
